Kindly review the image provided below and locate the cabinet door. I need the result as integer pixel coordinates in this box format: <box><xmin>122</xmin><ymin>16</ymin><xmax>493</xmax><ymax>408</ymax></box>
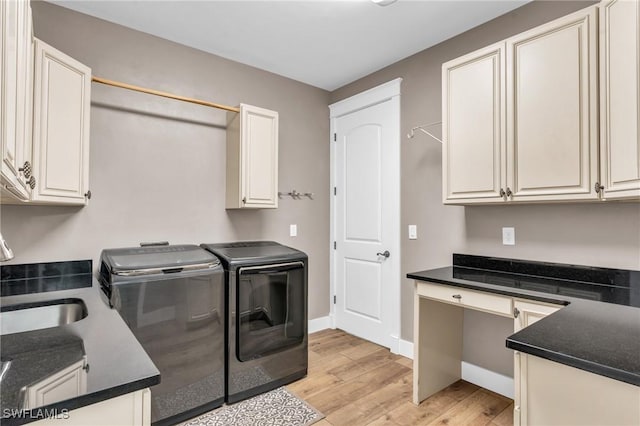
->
<box><xmin>31</xmin><ymin>388</ymin><xmax>151</xmax><ymax>426</ymax></box>
<box><xmin>1</xmin><ymin>0</ymin><xmax>32</xmax><ymax>200</ymax></box>
<box><xmin>506</xmin><ymin>7</ymin><xmax>599</xmax><ymax>202</ymax></box>
<box><xmin>442</xmin><ymin>42</ymin><xmax>506</xmax><ymax>204</ymax></box>
<box><xmin>513</xmin><ymin>299</ymin><xmax>561</xmax><ymax>332</ymax></box>
<box><xmin>599</xmin><ymin>0</ymin><xmax>640</xmax><ymax>200</ymax></box>
<box><xmin>32</xmin><ymin>38</ymin><xmax>91</xmax><ymax>205</ymax></box>
<box><xmin>226</xmin><ymin>104</ymin><xmax>278</xmax><ymax>209</ymax></box>
<box><xmin>513</xmin><ymin>300</ymin><xmax>562</xmax><ymax>426</ymax></box>
<box><xmin>24</xmin><ymin>358</ymin><xmax>87</xmax><ymax>410</ymax></box>
<box><xmin>241</xmin><ymin>104</ymin><xmax>278</xmax><ymax>208</ymax></box>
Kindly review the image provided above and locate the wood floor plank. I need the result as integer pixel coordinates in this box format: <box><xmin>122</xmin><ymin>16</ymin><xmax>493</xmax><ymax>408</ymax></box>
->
<box><xmin>326</xmin><ymin>371</ymin><xmax>412</xmax><ymax>426</ymax></box>
<box><xmin>426</xmin><ymin>389</ymin><xmax>512</xmax><ymax>426</ymax></box>
<box><xmin>327</xmin><ymin>348</ymin><xmax>401</xmax><ymax>381</ymax></box>
<box><xmin>288</xmin><ymin>329</ymin><xmax>515</xmax><ymax>426</ymax></box>
<box><xmin>306</xmin><ymin>361</ymin><xmax>411</xmax><ymax>415</ymax></box>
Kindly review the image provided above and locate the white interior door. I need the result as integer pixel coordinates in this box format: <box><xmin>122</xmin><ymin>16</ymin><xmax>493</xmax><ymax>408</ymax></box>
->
<box><xmin>330</xmin><ymin>80</ymin><xmax>401</xmax><ymax>349</ymax></box>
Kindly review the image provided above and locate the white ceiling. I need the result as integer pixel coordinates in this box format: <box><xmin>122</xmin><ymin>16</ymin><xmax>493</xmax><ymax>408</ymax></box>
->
<box><xmin>50</xmin><ymin>0</ymin><xmax>529</xmax><ymax>91</ymax></box>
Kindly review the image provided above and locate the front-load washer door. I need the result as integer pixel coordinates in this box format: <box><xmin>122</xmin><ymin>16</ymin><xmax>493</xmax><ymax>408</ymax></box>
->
<box><xmin>236</xmin><ymin>261</ymin><xmax>305</xmax><ymax>361</ymax></box>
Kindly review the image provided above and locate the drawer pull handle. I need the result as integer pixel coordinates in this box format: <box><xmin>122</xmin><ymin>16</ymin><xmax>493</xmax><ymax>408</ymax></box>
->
<box><xmin>452</xmin><ymin>294</ymin><xmax>462</xmax><ymax>299</ymax></box>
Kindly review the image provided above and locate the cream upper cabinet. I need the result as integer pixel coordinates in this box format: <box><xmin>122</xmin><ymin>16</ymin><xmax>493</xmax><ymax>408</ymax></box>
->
<box><xmin>226</xmin><ymin>104</ymin><xmax>278</xmax><ymax>209</ymax></box>
<box><xmin>599</xmin><ymin>0</ymin><xmax>640</xmax><ymax>200</ymax></box>
<box><xmin>1</xmin><ymin>0</ymin><xmax>33</xmax><ymax>201</ymax></box>
<box><xmin>506</xmin><ymin>7</ymin><xmax>599</xmax><ymax>202</ymax></box>
<box><xmin>442</xmin><ymin>43</ymin><xmax>506</xmax><ymax>204</ymax></box>
<box><xmin>443</xmin><ymin>6</ymin><xmax>601</xmax><ymax>204</ymax></box>
<box><xmin>32</xmin><ymin>38</ymin><xmax>91</xmax><ymax>205</ymax></box>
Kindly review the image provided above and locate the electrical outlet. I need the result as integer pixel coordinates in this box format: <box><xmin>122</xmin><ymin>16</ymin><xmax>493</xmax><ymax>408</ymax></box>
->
<box><xmin>408</xmin><ymin>225</ymin><xmax>417</xmax><ymax>240</ymax></box>
<box><xmin>502</xmin><ymin>227</ymin><xmax>515</xmax><ymax>245</ymax></box>
<box><xmin>290</xmin><ymin>224</ymin><xmax>297</xmax><ymax>237</ymax></box>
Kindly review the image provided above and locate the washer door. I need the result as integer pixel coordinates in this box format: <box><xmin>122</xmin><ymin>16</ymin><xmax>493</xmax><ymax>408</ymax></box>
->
<box><xmin>236</xmin><ymin>261</ymin><xmax>305</xmax><ymax>361</ymax></box>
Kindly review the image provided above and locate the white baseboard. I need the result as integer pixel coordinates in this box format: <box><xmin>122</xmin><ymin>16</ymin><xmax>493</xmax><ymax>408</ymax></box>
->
<box><xmin>384</xmin><ymin>341</ymin><xmax>514</xmax><ymax>399</ymax></box>
<box><xmin>397</xmin><ymin>338</ymin><xmax>414</xmax><ymax>359</ymax></box>
<box><xmin>461</xmin><ymin>362</ymin><xmax>514</xmax><ymax>399</ymax></box>
<box><xmin>308</xmin><ymin>316</ymin><xmax>332</xmax><ymax>334</ymax></box>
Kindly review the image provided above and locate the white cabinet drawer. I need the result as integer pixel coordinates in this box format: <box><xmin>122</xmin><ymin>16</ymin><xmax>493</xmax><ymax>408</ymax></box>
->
<box><xmin>416</xmin><ymin>281</ymin><xmax>512</xmax><ymax>317</ymax></box>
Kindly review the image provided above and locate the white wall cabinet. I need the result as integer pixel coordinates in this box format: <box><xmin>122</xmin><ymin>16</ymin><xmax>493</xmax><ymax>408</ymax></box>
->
<box><xmin>23</xmin><ymin>357</ymin><xmax>88</xmax><ymax>410</ymax></box>
<box><xmin>226</xmin><ymin>104</ymin><xmax>278</xmax><ymax>209</ymax></box>
<box><xmin>442</xmin><ymin>43</ymin><xmax>506</xmax><ymax>203</ymax></box>
<box><xmin>31</xmin><ymin>388</ymin><xmax>151</xmax><ymax>426</ymax></box>
<box><xmin>599</xmin><ymin>0</ymin><xmax>640</xmax><ymax>200</ymax></box>
<box><xmin>443</xmin><ymin>6</ymin><xmax>600</xmax><ymax>204</ymax></box>
<box><xmin>1</xmin><ymin>0</ymin><xmax>34</xmax><ymax>201</ymax></box>
<box><xmin>31</xmin><ymin>38</ymin><xmax>91</xmax><ymax>205</ymax></box>
<box><xmin>515</xmin><ymin>354</ymin><xmax>640</xmax><ymax>426</ymax></box>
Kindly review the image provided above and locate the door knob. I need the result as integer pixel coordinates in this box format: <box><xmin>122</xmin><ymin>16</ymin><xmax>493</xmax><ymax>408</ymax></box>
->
<box><xmin>376</xmin><ymin>250</ymin><xmax>390</xmax><ymax>258</ymax></box>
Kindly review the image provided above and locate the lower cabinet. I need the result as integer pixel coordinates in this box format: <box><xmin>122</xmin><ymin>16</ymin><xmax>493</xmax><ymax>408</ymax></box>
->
<box><xmin>23</xmin><ymin>358</ymin><xmax>87</xmax><ymax>410</ymax></box>
<box><xmin>515</xmin><ymin>354</ymin><xmax>640</xmax><ymax>426</ymax></box>
<box><xmin>31</xmin><ymin>388</ymin><xmax>151</xmax><ymax>426</ymax></box>
<box><xmin>512</xmin><ymin>300</ymin><xmax>561</xmax><ymax>424</ymax></box>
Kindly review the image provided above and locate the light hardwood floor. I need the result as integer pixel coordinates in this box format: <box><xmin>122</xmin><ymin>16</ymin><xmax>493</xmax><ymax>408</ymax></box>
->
<box><xmin>287</xmin><ymin>329</ymin><xmax>514</xmax><ymax>426</ymax></box>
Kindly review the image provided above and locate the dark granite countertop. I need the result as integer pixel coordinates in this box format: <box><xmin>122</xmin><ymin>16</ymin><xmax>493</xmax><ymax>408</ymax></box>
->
<box><xmin>0</xmin><ymin>261</ymin><xmax>160</xmax><ymax>425</ymax></box>
<box><xmin>407</xmin><ymin>254</ymin><xmax>640</xmax><ymax>387</ymax></box>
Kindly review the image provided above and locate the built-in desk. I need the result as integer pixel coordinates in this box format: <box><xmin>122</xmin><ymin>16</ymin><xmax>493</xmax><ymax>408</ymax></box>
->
<box><xmin>409</xmin><ymin>254</ymin><xmax>640</xmax><ymax>426</ymax></box>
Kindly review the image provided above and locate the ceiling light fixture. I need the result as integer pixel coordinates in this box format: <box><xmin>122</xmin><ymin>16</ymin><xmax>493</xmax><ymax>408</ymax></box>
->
<box><xmin>371</xmin><ymin>0</ymin><xmax>398</xmax><ymax>6</ymax></box>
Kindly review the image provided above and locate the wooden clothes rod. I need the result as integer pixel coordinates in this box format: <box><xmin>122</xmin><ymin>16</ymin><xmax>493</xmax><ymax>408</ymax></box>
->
<box><xmin>91</xmin><ymin>76</ymin><xmax>240</xmax><ymax>113</ymax></box>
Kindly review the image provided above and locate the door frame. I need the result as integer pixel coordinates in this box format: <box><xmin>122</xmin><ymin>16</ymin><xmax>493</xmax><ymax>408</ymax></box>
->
<box><xmin>328</xmin><ymin>78</ymin><xmax>402</xmax><ymax>352</ymax></box>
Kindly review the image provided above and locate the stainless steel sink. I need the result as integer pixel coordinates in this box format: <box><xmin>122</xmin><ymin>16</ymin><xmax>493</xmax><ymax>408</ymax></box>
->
<box><xmin>0</xmin><ymin>299</ymin><xmax>87</xmax><ymax>335</ymax></box>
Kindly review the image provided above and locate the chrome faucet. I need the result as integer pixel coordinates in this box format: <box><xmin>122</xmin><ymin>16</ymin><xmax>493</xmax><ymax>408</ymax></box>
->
<box><xmin>0</xmin><ymin>232</ymin><xmax>14</xmax><ymax>262</ymax></box>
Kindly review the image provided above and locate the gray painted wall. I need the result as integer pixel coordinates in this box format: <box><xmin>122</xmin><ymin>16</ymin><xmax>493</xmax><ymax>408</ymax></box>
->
<box><xmin>0</xmin><ymin>2</ymin><xmax>331</xmax><ymax>321</ymax></box>
<box><xmin>330</xmin><ymin>0</ymin><xmax>640</xmax><ymax>372</ymax></box>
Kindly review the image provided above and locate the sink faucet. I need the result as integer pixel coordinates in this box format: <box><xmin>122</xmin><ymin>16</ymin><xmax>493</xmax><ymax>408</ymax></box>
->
<box><xmin>0</xmin><ymin>232</ymin><xmax>14</xmax><ymax>262</ymax></box>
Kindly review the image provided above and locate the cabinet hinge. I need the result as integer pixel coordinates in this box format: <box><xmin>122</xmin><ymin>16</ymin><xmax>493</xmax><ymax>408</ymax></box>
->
<box><xmin>333</xmin><ymin>241</ymin><xmax>336</xmax><ymax>250</ymax></box>
<box><xmin>333</xmin><ymin>133</ymin><xmax>337</xmax><ymax>142</ymax></box>
<box><xmin>514</xmin><ymin>307</ymin><xmax>520</xmax><ymax>318</ymax></box>
<box><xmin>333</xmin><ymin>187</ymin><xmax>337</xmax><ymax>196</ymax></box>
<box><xmin>333</xmin><ymin>295</ymin><xmax>336</xmax><ymax>304</ymax></box>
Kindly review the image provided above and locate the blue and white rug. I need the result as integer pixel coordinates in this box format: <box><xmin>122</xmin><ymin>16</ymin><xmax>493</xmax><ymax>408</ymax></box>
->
<box><xmin>183</xmin><ymin>387</ymin><xmax>324</xmax><ymax>426</ymax></box>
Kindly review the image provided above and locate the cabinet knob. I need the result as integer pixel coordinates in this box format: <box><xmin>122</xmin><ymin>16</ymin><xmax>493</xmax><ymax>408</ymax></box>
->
<box><xmin>19</xmin><ymin>161</ymin><xmax>32</xmax><ymax>179</ymax></box>
<box><xmin>506</xmin><ymin>187</ymin><xmax>513</xmax><ymax>197</ymax></box>
<box><xmin>84</xmin><ymin>190</ymin><xmax>92</xmax><ymax>200</ymax></box>
<box><xmin>242</xmin><ymin>197</ymin><xmax>246</xmax><ymax>204</ymax></box>
<box><xmin>595</xmin><ymin>182</ymin><xmax>604</xmax><ymax>194</ymax></box>
<box><xmin>499</xmin><ymin>188</ymin><xmax>506</xmax><ymax>199</ymax></box>
<box><xmin>25</xmin><ymin>176</ymin><xmax>36</xmax><ymax>190</ymax></box>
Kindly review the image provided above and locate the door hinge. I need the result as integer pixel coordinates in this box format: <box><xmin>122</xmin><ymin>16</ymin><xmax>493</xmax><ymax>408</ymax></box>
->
<box><xmin>333</xmin><ymin>241</ymin><xmax>336</xmax><ymax>250</ymax></box>
<box><xmin>333</xmin><ymin>187</ymin><xmax>337</xmax><ymax>196</ymax></box>
<box><xmin>333</xmin><ymin>295</ymin><xmax>336</xmax><ymax>304</ymax></box>
<box><xmin>514</xmin><ymin>307</ymin><xmax>520</xmax><ymax>318</ymax></box>
<box><xmin>333</xmin><ymin>133</ymin><xmax>337</xmax><ymax>142</ymax></box>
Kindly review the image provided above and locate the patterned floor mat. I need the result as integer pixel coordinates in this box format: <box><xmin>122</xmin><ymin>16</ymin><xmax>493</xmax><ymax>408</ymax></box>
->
<box><xmin>183</xmin><ymin>387</ymin><xmax>324</xmax><ymax>426</ymax></box>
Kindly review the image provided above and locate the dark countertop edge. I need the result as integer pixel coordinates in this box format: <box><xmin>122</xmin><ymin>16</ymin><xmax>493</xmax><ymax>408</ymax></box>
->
<box><xmin>2</xmin><ymin>375</ymin><xmax>160</xmax><ymax>426</ymax></box>
<box><xmin>406</xmin><ymin>271</ymin><xmax>569</xmax><ymax>306</ymax></box>
<box><xmin>505</xmin><ymin>339</ymin><xmax>640</xmax><ymax>387</ymax></box>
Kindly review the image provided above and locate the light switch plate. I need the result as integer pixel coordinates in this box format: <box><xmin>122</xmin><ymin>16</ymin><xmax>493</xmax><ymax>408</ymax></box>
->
<box><xmin>502</xmin><ymin>227</ymin><xmax>515</xmax><ymax>245</ymax></box>
<box><xmin>408</xmin><ymin>225</ymin><xmax>417</xmax><ymax>240</ymax></box>
<box><xmin>290</xmin><ymin>224</ymin><xmax>297</xmax><ymax>237</ymax></box>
